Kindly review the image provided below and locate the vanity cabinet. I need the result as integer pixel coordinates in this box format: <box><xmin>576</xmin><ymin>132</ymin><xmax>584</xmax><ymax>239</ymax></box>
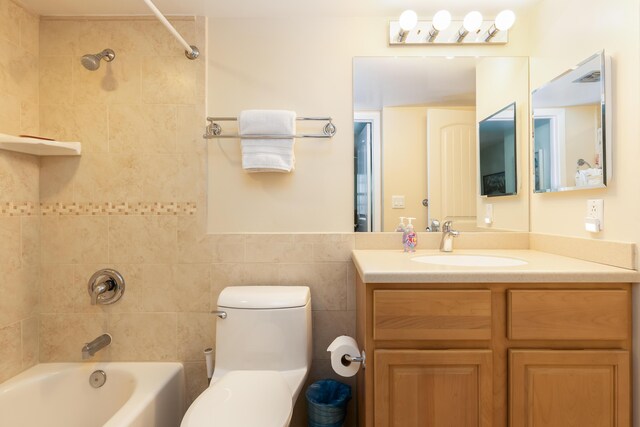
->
<box><xmin>356</xmin><ymin>279</ymin><xmax>632</xmax><ymax>427</ymax></box>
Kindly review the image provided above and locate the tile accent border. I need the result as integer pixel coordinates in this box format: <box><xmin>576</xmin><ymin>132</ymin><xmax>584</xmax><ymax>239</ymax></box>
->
<box><xmin>40</xmin><ymin>202</ymin><xmax>197</xmax><ymax>216</ymax></box>
<box><xmin>0</xmin><ymin>202</ymin><xmax>38</xmax><ymax>216</ymax></box>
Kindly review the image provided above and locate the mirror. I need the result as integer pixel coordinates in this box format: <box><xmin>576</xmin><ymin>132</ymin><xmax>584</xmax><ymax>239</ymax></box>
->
<box><xmin>353</xmin><ymin>56</ymin><xmax>528</xmax><ymax>232</ymax></box>
<box><xmin>532</xmin><ymin>51</ymin><xmax>611</xmax><ymax>193</ymax></box>
<box><xmin>479</xmin><ymin>102</ymin><xmax>517</xmax><ymax>196</ymax></box>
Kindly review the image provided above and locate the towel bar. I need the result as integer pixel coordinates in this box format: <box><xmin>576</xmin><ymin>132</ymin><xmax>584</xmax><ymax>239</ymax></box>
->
<box><xmin>203</xmin><ymin>117</ymin><xmax>337</xmax><ymax>140</ymax></box>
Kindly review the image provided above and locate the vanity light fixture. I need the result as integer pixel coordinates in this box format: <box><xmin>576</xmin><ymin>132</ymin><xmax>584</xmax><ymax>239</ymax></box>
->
<box><xmin>485</xmin><ymin>10</ymin><xmax>516</xmax><ymax>41</ymax></box>
<box><xmin>456</xmin><ymin>11</ymin><xmax>483</xmax><ymax>42</ymax></box>
<box><xmin>389</xmin><ymin>10</ymin><xmax>512</xmax><ymax>45</ymax></box>
<box><xmin>397</xmin><ymin>9</ymin><xmax>418</xmax><ymax>42</ymax></box>
<box><xmin>427</xmin><ymin>10</ymin><xmax>452</xmax><ymax>42</ymax></box>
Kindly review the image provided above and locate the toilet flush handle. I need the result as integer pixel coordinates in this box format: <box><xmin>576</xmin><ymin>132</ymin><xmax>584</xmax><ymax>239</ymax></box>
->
<box><xmin>211</xmin><ymin>310</ymin><xmax>227</xmax><ymax>319</ymax></box>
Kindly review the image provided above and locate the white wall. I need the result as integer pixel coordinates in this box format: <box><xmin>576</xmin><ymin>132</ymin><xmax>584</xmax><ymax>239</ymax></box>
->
<box><xmin>206</xmin><ymin>16</ymin><xmax>532</xmax><ymax>232</ymax></box>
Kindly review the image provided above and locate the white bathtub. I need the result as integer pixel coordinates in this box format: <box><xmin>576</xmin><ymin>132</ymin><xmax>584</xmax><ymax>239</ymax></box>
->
<box><xmin>0</xmin><ymin>363</ymin><xmax>185</xmax><ymax>427</ymax></box>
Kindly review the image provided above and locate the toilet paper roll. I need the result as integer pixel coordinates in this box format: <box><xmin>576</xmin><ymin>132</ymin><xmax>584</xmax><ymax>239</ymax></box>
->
<box><xmin>327</xmin><ymin>335</ymin><xmax>362</xmax><ymax>377</ymax></box>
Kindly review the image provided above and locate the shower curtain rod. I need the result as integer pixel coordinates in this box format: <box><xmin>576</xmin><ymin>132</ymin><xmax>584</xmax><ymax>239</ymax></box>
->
<box><xmin>142</xmin><ymin>0</ymin><xmax>200</xmax><ymax>60</ymax></box>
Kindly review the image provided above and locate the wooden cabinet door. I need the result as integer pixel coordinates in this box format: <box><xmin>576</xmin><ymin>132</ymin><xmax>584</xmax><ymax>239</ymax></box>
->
<box><xmin>374</xmin><ymin>350</ymin><xmax>492</xmax><ymax>427</ymax></box>
<box><xmin>510</xmin><ymin>350</ymin><xmax>630</xmax><ymax>427</ymax></box>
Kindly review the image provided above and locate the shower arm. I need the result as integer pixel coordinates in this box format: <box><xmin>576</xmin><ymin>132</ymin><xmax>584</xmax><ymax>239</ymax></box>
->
<box><xmin>142</xmin><ymin>0</ymin><xmax>200</xmax><ymax>60</ymax></box>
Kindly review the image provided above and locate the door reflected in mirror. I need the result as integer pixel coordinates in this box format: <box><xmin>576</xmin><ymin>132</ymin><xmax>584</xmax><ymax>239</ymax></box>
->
<box><xmin>532</xmin><ymin>51</ymin><xmax>610</xmax><ymax>193</ymax></box>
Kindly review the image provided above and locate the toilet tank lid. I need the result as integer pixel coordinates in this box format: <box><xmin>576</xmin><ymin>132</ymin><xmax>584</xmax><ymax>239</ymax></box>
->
<box><xmin>218</xmin><ymin>286</ymin><xmax>310</xmax><ymax>309</ymax></box>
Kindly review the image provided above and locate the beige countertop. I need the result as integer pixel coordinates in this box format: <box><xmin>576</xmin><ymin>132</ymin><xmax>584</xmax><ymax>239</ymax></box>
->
<box><xmin>352</xmin><ymin>249</ymin><xmax>640</xmax><ymax>283</ymax></box>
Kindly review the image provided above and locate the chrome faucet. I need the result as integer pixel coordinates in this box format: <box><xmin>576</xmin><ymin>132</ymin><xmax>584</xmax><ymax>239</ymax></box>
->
<box><xmin>82</xmin><ymin>333</ymin><xmax>112</xmax><ymax>360</ymax></box>
<box><xmin>439</xmin><ymin>221</ymin><xmax>459</xmax><ymax>252</ymax></box>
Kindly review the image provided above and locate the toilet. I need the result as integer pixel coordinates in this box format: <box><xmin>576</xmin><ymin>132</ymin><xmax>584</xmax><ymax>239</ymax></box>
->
<box><xmin>181</xmin><ymin>286</ymin><xmax>312</xmax><ymax>427</ymax></box>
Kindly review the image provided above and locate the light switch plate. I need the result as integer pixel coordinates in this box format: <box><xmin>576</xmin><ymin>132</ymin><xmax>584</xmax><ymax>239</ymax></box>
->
<box><xmin>391</xmin><ymin>195</ymin><xmax>405</xmax><ymax>209</ymax></box>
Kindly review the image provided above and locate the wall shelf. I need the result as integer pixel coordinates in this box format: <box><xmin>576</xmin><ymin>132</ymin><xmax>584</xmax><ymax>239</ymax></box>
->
<box><xmin>0</xmin><ymin>134</ymin><xmax>81</xmax><ymax>156</ymax></box>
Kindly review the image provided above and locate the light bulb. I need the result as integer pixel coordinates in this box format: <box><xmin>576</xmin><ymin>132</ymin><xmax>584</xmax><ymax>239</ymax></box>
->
<box><xmin>399</xmin><ymin>10</ymin><xmax>418</xmax><ymax>31</ymax></box>
<box><xmin>432</xmin><ymin>10</ymin><xmax>452</xmax><ymax>31</ymax></box>
<box><xmin>495</xmin><ymin>10</ymin><xmax>516</xmax><ymax>31</ymax></box>
<box><xmin>463</xmin><ymin>11</ymin><xmax>483</xmax><ymax>32</ymax></box>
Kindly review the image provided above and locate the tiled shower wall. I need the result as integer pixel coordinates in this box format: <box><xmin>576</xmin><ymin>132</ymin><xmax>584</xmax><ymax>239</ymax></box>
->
<box><xmin>36</xmin><ymin>16</ymin><xmax>357</xmax><ymax>424</ymax></box>
<box><xmin>0</xmin><ymin>0</ymin><xmax>40</xmax><ymax>383</ymax></box>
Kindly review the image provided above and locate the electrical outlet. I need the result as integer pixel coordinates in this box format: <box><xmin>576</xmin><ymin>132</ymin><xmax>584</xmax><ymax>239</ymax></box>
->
<box><xmin>586</xmin><ymin>199</ymin><xmax>604</xmax><ymax>231</ymax></box>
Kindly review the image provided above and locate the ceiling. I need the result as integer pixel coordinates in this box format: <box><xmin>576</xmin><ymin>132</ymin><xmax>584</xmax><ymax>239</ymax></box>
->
<box><xmin>353</xmin><ymin>57</ymin><xmax>477</xmax><ymax>111</ymax></box>
<box><xmin>17</xmin><ymin>0</ymin><xmax>539</xmax><ymax>18</ymax></box>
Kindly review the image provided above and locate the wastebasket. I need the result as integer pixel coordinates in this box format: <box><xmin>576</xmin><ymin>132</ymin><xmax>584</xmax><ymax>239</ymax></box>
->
<box><xmin>306</xmin><ymin>379</ymin><xmax>352</xmax><ymax>427</ymax></box>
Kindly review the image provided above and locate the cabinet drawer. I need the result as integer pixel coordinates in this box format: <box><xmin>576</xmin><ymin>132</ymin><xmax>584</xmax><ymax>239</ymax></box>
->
<box><xmin>508</xmin><ymin>290</ymin><xmax>629</xmax><ymax>340</ymax></box>
<box><xmin>373</xmin><ymin>290</ymin><xmax>492</xmax><ymax>341</ymax></box>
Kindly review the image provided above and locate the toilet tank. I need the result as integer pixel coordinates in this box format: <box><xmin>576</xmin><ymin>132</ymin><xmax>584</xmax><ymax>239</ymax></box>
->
<box><xmin>214</xmin><ymin>286</ymin><xmax>312</xmax><ymax>374</ymax></box>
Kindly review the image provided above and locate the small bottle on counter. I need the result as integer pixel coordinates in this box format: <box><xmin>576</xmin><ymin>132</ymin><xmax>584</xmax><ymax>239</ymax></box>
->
<box><xmin>403</xmin><ymin>217</ymin><xmax>417</xmax><ymax>252</ymax></box>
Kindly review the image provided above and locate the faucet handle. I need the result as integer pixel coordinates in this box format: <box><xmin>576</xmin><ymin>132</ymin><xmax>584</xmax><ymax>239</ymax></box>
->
<box><xmin>442</xmin><ymin>220</ymin><xmax>453</xmax><ymax>232</ymax></box>
<box><xmin>88</xmin><ymin>269</ymin><xmax>125</xmax><ymax>305</ymax></box>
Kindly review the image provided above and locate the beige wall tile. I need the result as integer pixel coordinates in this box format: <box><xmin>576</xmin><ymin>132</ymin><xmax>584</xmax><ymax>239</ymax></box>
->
<box><xmin>178</xmin><ymin>216</ymin><xmax>213</xmax><ymax>264</ymax></box>
<box><xmin>278</xmin><ymin>263</ymin><xmax>347</xmax><ymax>310</ymax></box>
<box><xmin>39</xmin><ymin>313</ymin><xmax>108</xmax><ymax>362</ymax></box>
<box><xmin>39</xmin><ymin>156</ymin><xmax>79</xmax><ymax>202</ymax></box>
<box><xmin>19</xmin><ymin>7</ymin><xmax>39</xmax><ymax>56</ymax></box>
<box><xmin>20</xmin><ymin>100</ymin><xmax>39</xmax><ymax>135</ymax></box>
<box><xmin>0</xmin><ymin>92</ymin><xmax>20</xmax><ymax>134</ymax></box>
<box><xmin>73</xmin><ymin>55</ymin><xmax>141</xmax><ymax>105</ymax></box>
<box><xmin>245</xmin><ymin>234</ymin><xmax>313</xmax><ymax>263</ymax></box>
<box><xmin>0</xmin><ymin>0</ymin><xmax>21</xmax><ymax>46</ymax></box>
<box><xmin>142</xmin><ymin>59</ymin><xmax>197</xmax><ymax>104</ymax></box>
<box><xmin>40</xmin><ymin>264</ymin><xmax>75</xmax><ymax>313</ymax></box>
<box><xmin>21</xmin><ymin>216</ymin><xmax>40</xmax><ymax>266</ymax></box>
<box><xmin>21</xmin><ymin>316</ymin><xmax>38</xmax><ymax>369</ymax></box>
<box><xmin>40</xmin><ymin>104</ymin><xmax>108</xmax><ymax>152</ymax></box>
<box><xmin>210</xmin><ymin>234</ymin><xmax>245</xmax><ymax>263</ymax></box>
<box><xmin>41</xmin><ymin>215</ymin><xmax>109</xmax><ymax>264</ymax></box>
<box><xmin>178</xmin><ymin>312</ymin><xmax>215</xmax><ymax>362</ymax></box>
<box><xmin>0</xmin><ymin>322</ymin><xmax>21</xmax><ymax>383</ymax></box>
<box><xmin>0</xmin><ymin>151</ymin><xmax>39</xmax><ymax>202</ymax></box>
<box><xmin>76</xmin><ymin>153</ymin><xmax>144</xmax><ymax>202</ymax></box>
<box><xmin>40</xmin><ymin>20</ymin><xmax>79</xmax><ymax>55</ymax></box>
<box><xmin>141</xmin><ymin>154</ymin><xmax>181</xmax><ymax>200</ymax></box>
<box><xmin>0</xmin><ymin>262</ymin><xmax>38</xmax><ymax>326</ymax></box>
<box><xmin>109</xmin><ymin>216</ymin><xmax>177</xmax><ymax>264</ymax></box>
<box><xmin>39</xmin><ymin>56</ymin><xmax>73</xmax><ymax>105</ymax></box>
<box><xmin>109</xmin><ymin>104</ymin><xmax>177</xmax><ymax>153</ymax></box>
<box><xmin>183</xmin><ymin>361</ymin><xmax>208</xmax><ymax>406</ymax></box>
<box><xmin>108</xmin><ymin>312</ymin><xmax>177</xmax><ymax>361</ymax></box>
<box><xmin>346</xmin><ymin>262</ymin><xmax>356</xmax><ymax>311</ymax></box>
<box><xmin>177</xmin><ymin>104</ymin><xmax>207</xmax><ymax>154</ymax></box>
<box><xmin>140</xmin><ymin>263</ymin><xmax>210</xmax><ymax>312</ymax></box>
<box><xmin>0</xmin><ymin>217</ymin><xmax>22</xmax><ymax>267</ymax></box>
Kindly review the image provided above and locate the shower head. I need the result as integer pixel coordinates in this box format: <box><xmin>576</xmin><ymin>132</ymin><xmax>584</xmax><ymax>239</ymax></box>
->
<box><xmin>81</xmin><ymin>49</ymin><xmax>115</xmax><ymax>71</ymax></box>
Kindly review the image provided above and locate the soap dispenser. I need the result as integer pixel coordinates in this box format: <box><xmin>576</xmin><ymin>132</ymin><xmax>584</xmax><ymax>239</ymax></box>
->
<box><xmin>395</xmin><ymin>217</ymin><xmax>406</xmax><ymax>232</ymax></box>
<box><xmin>403</xmin><ymin>217</ymin><xmax>417</xmax><ymax>252</ymax></box>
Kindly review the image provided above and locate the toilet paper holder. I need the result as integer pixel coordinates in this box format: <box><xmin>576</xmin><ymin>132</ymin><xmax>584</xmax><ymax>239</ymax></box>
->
<box><xmin>342</xmin><ymin>351</ymin><xmax>366</xmax><ymax>368</ymax></box>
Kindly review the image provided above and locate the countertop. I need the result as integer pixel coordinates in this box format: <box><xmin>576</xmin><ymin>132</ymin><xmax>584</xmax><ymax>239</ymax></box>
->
<box><xmin>351</xmin><ymin>249</ymin><xmax>640</xmax><ymax>283</ymax></box>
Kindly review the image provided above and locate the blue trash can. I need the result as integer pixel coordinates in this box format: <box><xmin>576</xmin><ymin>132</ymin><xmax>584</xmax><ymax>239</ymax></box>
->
<box><xmin>306</xmin><ymin>379</ymin><xmax>352</xmax><ymax>427</ymax></box>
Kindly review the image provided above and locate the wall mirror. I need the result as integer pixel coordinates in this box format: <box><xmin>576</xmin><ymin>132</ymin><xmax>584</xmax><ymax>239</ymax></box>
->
<box><xmin>532</xmin><ymin>51</ymin><xmax>612</xmax><ymax>193</ymax></box>
<box><xmin>479</xmin><ymin>102</ymin><xmax>517</xmax><ymax>196</ymax></box>
<box><xmin>353</xmin><ymin>56</ymin><xmax>528</xmax><ymax>232</ymax></box>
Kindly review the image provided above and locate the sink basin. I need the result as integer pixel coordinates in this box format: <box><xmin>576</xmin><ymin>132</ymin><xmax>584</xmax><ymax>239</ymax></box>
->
<box><xmin>411</xmin><ymin>254</ymin><xmax>528</xmax><ymax>267</ymax></box>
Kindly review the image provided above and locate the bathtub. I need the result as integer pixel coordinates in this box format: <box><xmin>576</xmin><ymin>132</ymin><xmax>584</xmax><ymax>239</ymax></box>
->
<box><xmin>0</xmin><ymin>363</ymin><xmax>185</xmax><ymax>427</ymax></box>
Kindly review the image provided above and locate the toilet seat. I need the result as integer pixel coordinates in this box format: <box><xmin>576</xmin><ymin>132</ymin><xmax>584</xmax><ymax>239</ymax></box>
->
<box><xmin>180</xmin><ymin>370</ymin><xmax>293</xmax><ymax>427</ymax></box>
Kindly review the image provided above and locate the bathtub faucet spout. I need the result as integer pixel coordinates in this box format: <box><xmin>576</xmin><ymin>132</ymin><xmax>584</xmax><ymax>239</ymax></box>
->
<box><xmin>82</xmin><ymin>333</ymin><xmax>112</xmax><ymax>360</ymax></box>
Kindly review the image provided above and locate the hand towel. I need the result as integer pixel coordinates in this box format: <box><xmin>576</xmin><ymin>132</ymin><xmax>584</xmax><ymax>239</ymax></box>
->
<box><xmin>239</xmin><ymin>110</ymin><xmax>296</xmax><ymax>173</ymax></box>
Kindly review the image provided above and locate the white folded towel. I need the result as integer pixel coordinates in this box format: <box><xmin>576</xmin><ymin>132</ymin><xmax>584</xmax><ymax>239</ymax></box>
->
<box><xmin>239</xmin><ymin>110</ymin><xmax>296</xmax><ymax>173</ymax></box>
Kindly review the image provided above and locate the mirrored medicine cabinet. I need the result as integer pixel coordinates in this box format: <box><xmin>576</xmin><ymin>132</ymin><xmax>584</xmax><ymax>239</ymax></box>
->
<box><xmin>532</xmin><ymin>51</ymin><xmax>612</xmax><ymax>193</ymax></box>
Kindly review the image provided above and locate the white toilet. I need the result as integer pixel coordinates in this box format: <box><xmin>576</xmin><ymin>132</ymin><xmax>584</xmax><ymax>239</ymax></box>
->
<box><xmin>181</xmin><ymin>286</ymin><xmax>312</xmax><ymax>427</ymax></box>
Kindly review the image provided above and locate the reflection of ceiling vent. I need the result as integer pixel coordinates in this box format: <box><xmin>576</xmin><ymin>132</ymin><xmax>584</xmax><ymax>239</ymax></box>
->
<box><xmin>573</xmin><ymin>70</ymin><xmax>601</xmax><ymax>83</ymax></box>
